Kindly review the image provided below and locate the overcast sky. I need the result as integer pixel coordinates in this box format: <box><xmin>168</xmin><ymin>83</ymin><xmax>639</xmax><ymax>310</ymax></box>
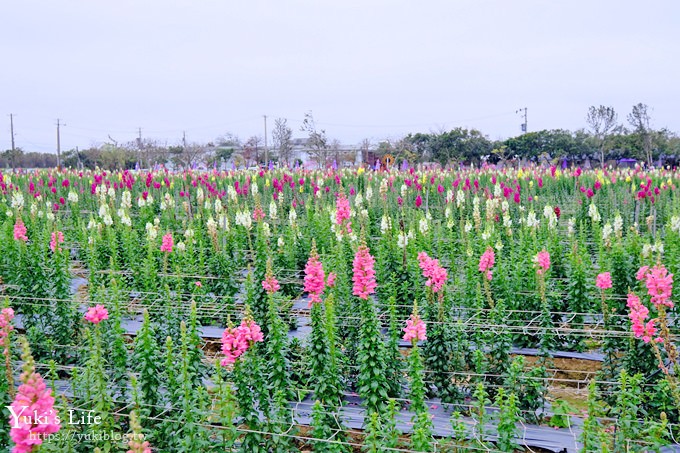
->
<box><xmin>1</xmin><ymin>0</ymin><xmax>679</xmax><ymax>154</ymax></box>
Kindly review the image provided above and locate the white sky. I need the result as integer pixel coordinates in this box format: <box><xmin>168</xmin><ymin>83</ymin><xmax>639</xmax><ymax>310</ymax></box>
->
<box><xmin>1</xmin><ymin>0</ymin><xmax>679</xmax><ymax>153</ymax></box>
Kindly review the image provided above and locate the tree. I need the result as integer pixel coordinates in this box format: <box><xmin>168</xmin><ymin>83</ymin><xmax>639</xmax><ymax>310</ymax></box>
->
<box><xmin>2</xmin><ymin>147</ymin><xmax>24</xmax><ymax>169</ymax></box>
<box><xmin>586</xmin><ymin>105</ymin><xmax>618</xmax><ymax>167</ymax></box>
<box><xmin>329</xmin><ymin>138</ymin><xmax>344</xmax><ymax>167</ymax></box>
<box><xmin>627</xmin><ymin>103</ymin><xmax>653</xmax><ymax>166</ymax></box>
<box><xmin>300</xmin><ymin>111</ymin><xmax>330</xmax><ymax>167</ymax></box>
<box><xmin>243</xmin><ymin>136</ymin><xmax>263</xmax><ymax>167</ymax></box>
<box><xmin>216</xmin><ymin>133</ymin><xmax>241</xmax><ymax>148</ymax></box>
<box><xmin>171</xmin><ymin>142</ymin><xmax>207</xmax><ymax>169</ymax></box>
<box><xmin>427</xmin><ymin>127</ymin><xmax>492</xmax><ymax>165</ymax></box>
<box><xmin>359</xmin><ymin>138</ymin><xmax>371</xmax><ymax>165</ymax></box>
<box><xmin>404</xmin><ymin>133</ymin><xmax>433</xmax><ymax>162</ymax></box>
<box><xmin>504</xmin><ymin>129</ymin><xmax>594</xmax><ymax>162</ymax></box>
<box><xmin>272</xmin><ymin>118</ymin><xmax>293</xmax><ymax>165</ymax></box>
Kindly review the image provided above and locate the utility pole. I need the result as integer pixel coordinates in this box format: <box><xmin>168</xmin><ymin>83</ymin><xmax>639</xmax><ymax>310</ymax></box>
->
<box><xmin>516</xmin><ymin>107</ymin><xmax>528</xmax><ymax>133</ymax></box>
<box><xmin>182</xmin><ymin>131</ymin><xmax>187</xmax><ymax>149</ymax></box>
<box><xmin>9</xmin><ymin>114</ymin><xmax>16</xmax><ymax>152</ymax></box>
<box><xmin>137</xmin><ymin>127</ymin><xmax>146</xmax><ymax>168</ymax></box>
<box><xmin>56</xmin><ymin>118</ymin><xmax>64</xmax><ymax>170</ymax></box>
<box><xmin>263</xmin><ymin>115</ymin><xmax>268</xmax><ymax>166</ymax></box>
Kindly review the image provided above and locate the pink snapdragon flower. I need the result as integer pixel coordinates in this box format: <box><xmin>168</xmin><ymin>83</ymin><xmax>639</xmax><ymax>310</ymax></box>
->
<box><xmin>84</xmin><ymin>305</ymin><xmax>109</xmax><ymax>324</ymax></box>
<box><xmin>596</xmin><ymin>272</ymin><xmax>612</xmax><ymax>290</ymax></box>
<box><xmin>417</xmin><ymin>252</ymin><xmax>448</xmax><ymax>293</ymax></box>
<box><xmin>626</xmin><ymin>292</ymin><xmax>660</xmax><ymax>343</ymax></box>
<box><xmin>49</xmin><ymin>231</ymin><xmax>64</xmax><ymax>253</ymax></box>
<box><xmin>262</xmin><ymin>273</ymin><xmax>280</xmax><ymax>295</ymax></box>
<box><xmin>220</xmin><ymin>327</ymin><xmax>248</xmax><ymax>365</ymax></box>
<box><xmin>637</xmin><ymin>264</ymin><xmax>674</xmax><ymax>309</ymax></box>
<box><xmin>220</xmin><ymin>318</ymin><xmax>264</xmax><ymax>366</ymax></box>
<box><xmin>352</xmin><ymin>245</ymin><xmax>377</xmax><ymax>299</ymax></box>
<box><xmin>13</xmin><ymin>220</ymin><xmax>28</xmax><ymax>242</ymax></box>
<box><xmin>127</xmin><ymin>436</ymin><xmax>152</xmax><ymax>453</ymax></box>
<box><xmin>403</xmin><ymin>313</ymin><xmax>427</xmax><ymax>342</ymax></box>
<box><xmin>237</xmin><ymin>319</ymin><xmax>264</xmax><ymax>343</ymax></box>
<box><xmin>0</xmin><ymin>307</ymin><xmax>14</xmax><ymax>357</ymax></box>
<box><xmin>636</xmin><ymin>265</ymin><xmax>650</xmax><ymax>281</ymax></box>
<box><xmin>252</xmin><ymin>206</ymin><xmax>265</xmax><ymax>222</ymax></box>
<box><xmin>304</xmin><ymin>248</ymin><xmax>326</xmax><ymax>307</ymax></box>
<box><xmin>535</xmin><ymin>250</ymin><xmax>550</xmax><ymax>275</ymax></box>
<box><xmin>335</xmin><ymin>193</ymin><xmax>352</xmax><ymax>234</ymax></box>
<box><xmin>478</xmin><ymin>247</ymin><xmax>495</xmax><ymax>281</ymax></box>
<box><xmin>326</xmin><ymin>272</ymin><xmax>337</xmax><ymax>288</ymax></box>
<box><xmin>9</xmin><ymin>365</ymin><xmax>61</xmax><ymax>452</ymax></box>
<box><xmin>160</xmin><ymin>233</ymin><xmax>173</xmax><ymax>253</ymax></box>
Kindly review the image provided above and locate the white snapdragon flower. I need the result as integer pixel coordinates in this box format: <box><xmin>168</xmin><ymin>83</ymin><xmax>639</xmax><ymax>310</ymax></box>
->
<box><xmin>526</xmin><ymin>210</ymin><xmax>539</xmax><ymax>228</ymax></box>
<box><xmin>419</xmin><ymin>217</ymin><xmax>429</xmax><ymax>234</ymax></box>
<box><xmin>613</xmin><ymin>214</ymin><xmax>623</xmax><ymax>236</ymax></box>
<box><xmin>206</xmin><ymin>216</ymin><xmax>218</xmax><ymax>236</ymax></box>
<box><xmin>11</xmin><ymin>192</ymin><xmax>25</xmax><ymax>210</ymax></box>
<box><xmin>588</xmin><ymin>203</ymin><xmax>601</xmax><ymax>223</ymax></box>
<box><xmin>121</xmin><ymin>191</ymin><xmax>132</xmax><ymax>209</ymax></box>
<box><xmin>602</xmin><ymin>223</ymin><xmax>613</xmax><ymax>246</ymax></box>
<box><xmin>567</xmin><ymin>217</ymin><xmax>576</xmax><ymax>236</ymax></box>
<box><xmin>146</xmin><ymin>222</ymin><xmax>158</xmax><ymax>240</ymax></box>
<box><xmin>380</xmin><ymin>215</ymin><xmax>392</xmax><ymax>234</ymax></box>
<box><xmin>397</xmin><ymin>231</ymin><xmax>408</xmax><ymax>249</ymax></box>
<box><xmin>456</xmin><ymin>190</ymin><xmax>465</xmax><ymax>208</ymax></box>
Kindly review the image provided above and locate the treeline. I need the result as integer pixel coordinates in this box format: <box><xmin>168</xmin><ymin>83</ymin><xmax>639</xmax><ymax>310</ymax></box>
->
<box><xmin>0</xmin><ymin>141</ymin><xmax>234</xmax><ymax>171</ymax></box>
<box><xmin>3</xmin><ymin>104</ymin><xmax>680</xmax><ymax>169</ymax></box>
<box><xmin>381</xmin><ymin>126</ymin><xmax>679</xmax><ymax>167</ymax></box>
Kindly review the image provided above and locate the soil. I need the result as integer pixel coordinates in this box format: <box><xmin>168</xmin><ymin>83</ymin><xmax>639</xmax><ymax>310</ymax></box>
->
<box><xmin>519</xmin><ymin>355</ymin><xmax>602</xmax><ymax>387</ymax></box>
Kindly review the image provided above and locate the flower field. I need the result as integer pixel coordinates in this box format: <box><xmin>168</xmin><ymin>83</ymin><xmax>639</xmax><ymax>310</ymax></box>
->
<box><xmin>0</xmin><ymin>164</ymin><xmax>679</xmax><ymax>452</ymax></box>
